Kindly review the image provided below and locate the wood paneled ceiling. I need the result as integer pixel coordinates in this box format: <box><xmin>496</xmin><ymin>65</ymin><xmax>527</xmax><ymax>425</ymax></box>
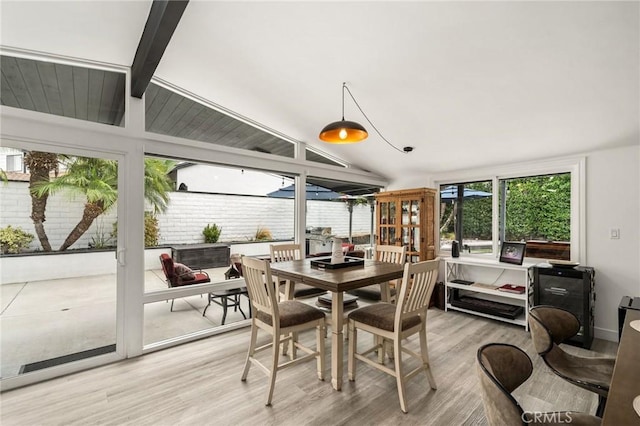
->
<box><xmin>1</xmin><ymin>55</ymin><xmax>126</xmax><ymax>126</ymax></box>
<box><xmin>145</xmin><ymin>82</ymin><xmax>295</xmax><ymax>158</ymax></box>
<box><xmin>143</xmin><ymin>82</ymin><xmax>344</xmax><ymax>167</ymax></box>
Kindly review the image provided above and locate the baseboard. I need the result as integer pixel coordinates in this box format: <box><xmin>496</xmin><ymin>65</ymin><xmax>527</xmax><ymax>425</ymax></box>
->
<box><xmin>594</xmin><ymin>326</ymin><xmax>618</xmax><ymax>343</ymax></box>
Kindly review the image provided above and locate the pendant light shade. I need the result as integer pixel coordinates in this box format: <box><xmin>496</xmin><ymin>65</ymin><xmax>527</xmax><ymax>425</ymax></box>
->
<box><xmin>319</xmin><ymin>82</ymin><xmax>368</xmax><ymax>144</ymax></box>
<box><xmin>319</xmin><ymin>119</ymin><xmax>368</xmax><ymax>143</ymax></box>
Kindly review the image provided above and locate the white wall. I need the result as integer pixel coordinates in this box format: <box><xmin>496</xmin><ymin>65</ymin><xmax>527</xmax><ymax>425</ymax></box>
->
<box><xmin>0</xmin><ymin>181</ymin><xmax>118</xmax><ymax>251</ymax></box>
<box><xmin>585</xmin><ymin>144</ymin><xmax>640</xmax><ymax>341</ymax></box>
<box><xmin>389</xmin><ymin>144</ymin><xmax>640</xmax><ymax>342</ymax></box>
<box><xmin>157</xmin><ymin>192</ymin><xmax>371</xmax><ymax>244</ymax></box>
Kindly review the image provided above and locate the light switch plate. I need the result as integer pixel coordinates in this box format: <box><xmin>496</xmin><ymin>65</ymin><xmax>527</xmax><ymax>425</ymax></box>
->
<box><xmin>610</xmin><ymin>228</ymin><xmax>620</xmax><ymax>239</ymax></box>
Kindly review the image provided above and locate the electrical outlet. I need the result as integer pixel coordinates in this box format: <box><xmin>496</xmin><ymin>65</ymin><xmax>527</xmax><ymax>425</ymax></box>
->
<box><xmin>610</xmin><ymin>228</ymin><xmax>620</xmax><ymax>239</ymax></box>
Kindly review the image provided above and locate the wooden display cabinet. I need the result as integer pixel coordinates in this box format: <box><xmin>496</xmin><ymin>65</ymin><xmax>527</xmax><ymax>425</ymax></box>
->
<box><xmin>375</xmin><ymin>187</ymin><xmax>436</xmax><ymax>262</ymax></box>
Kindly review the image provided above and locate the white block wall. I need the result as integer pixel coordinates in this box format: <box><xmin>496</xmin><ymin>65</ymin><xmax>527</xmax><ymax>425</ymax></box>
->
<box><xmin>156</xmin><ymin>192</ymin><xmax>372</xmax><ymax>244</ymax></box>
<box><xmin>0</xmin><ymin>181</ymin><xmax>118</xmax><ymax>251</ymax></box>
<box><xmin>0</xmin><ymin>182</ymin><xmax>372</xmax><ymax>251</ymax></box>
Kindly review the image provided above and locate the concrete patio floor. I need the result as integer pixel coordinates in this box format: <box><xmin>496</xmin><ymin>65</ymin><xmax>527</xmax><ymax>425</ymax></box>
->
<box><xmin>0</xmin><ymin>266</ymin><xmax>250</xmax><ymax>379</ymax></box>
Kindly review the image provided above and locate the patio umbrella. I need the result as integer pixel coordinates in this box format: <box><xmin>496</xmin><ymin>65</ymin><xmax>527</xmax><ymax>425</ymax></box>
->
<box><xmin>440</xmin><ymin>185</ymin><xmax>491</xmax><ymax>203</ymax></box>
<box><xmin>267</xmin><ymin>184</ymin><xmax>343</xmax><ymax>200</ymax></box>
<box><xmin>440</xmin><ymin>185</ymin><xmax>492</xmax><ymax>248</ymax></box>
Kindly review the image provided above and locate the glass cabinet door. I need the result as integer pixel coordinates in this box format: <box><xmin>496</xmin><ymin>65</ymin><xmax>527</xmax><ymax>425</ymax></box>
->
<box><xmin>389</xmin><ymin>201</ymin><xmax>396</xmax><ymax>224</ymax></box>
<box><xmin>378</xmin><ymin>200</ymin><xmax>397</xmax><ymax>245</ymax></box>
<box><xmin>380</xmin><ymin>202</ymin><xmax>389</xmax><ymax>225</ymax></box>
<box><xmin>400</xmin><ymin>197</ymin><xmax>421</xmax><ymax>261</ymax></box>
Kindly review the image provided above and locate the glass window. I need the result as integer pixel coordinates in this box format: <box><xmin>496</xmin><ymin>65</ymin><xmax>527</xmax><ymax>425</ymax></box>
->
<box><xmin>143</xmin><ymin>156</ymin><xmax>296</xmax><ymax>345</ymax></box>
<box><xmin>439</xmin><ymin>172</ymin><xmax>573</xmax><ymax>261</ymax></box>
<box><xmin>306</xmin><ymin>176</ymin><xmax>376</xmax><ymax>256</ymax></box>
<box><xmin>5</xmin><ymin>154</ymin><xmax>23</xmax><ymax>172</ymax></box>
<box><xmin>499</xmin><ymin>173</ymin><xmax>571</xmax><ymax>260</ymax></box>
<box><xmin>439</xmin><ymin>181</ymin><xmax>493</xmax><ymax>254</ymax></box>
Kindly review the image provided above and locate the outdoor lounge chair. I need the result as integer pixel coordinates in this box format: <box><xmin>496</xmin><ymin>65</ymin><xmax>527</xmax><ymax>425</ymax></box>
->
<box><xmin>159</xmin><ymin>253</ymin><xmax>248</xmax><ymax>324</ymax></box>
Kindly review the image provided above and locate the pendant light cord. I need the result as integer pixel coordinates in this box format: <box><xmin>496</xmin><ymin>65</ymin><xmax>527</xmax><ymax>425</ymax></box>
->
<box><xmin>343</xmin><ymin>82</ymin><xmax>407</xmax><ymax>154</ymax></box>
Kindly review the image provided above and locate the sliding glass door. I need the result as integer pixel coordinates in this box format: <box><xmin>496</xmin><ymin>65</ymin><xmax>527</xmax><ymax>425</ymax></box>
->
<box><xmin>0</xmin><ymin>144</ymin><xmax>123</xmax><ymax>387</ymax></box>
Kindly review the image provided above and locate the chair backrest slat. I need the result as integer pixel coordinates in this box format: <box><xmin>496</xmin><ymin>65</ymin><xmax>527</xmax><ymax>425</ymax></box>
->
<box><xmin>396</xmin><ymin>259</ymin><xmax>439</xmax><ymax>319</ymax></box>
<box><xmin>242</xmin><ymin>256</ymin><xmax>279</xmax><ymax>320</ymax></box>
<box><xmin>375</xmin><ymin>245</ymin><xmax>406</xmax><ymax>265</ymax></box>
<box><xmin>270</xmin><ymin>243</ymin><xmax>302</xmax><ymax>263</ymax></box>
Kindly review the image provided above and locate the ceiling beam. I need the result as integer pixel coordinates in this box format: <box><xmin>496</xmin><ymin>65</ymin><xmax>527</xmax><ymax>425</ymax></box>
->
<box><xmin>130</xmin><ymin>0</ymin><xmax>189</xmax><ymax>98</ymax></box>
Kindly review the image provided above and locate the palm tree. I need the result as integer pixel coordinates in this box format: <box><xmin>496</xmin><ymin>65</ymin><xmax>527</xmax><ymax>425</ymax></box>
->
<box><xmin>32</xmin><ymin>156</ymin><xmax>175</xmax><ymax>251</ymax></box>
<box><xmin>24</xmin><ymin>151</ymin><xmax>59</xmax><ymax>251</ymax></box>
<box><xmin>143</xmin><ymin>158</ymin><xmax>175</xmax><ymax>214</ymax></box>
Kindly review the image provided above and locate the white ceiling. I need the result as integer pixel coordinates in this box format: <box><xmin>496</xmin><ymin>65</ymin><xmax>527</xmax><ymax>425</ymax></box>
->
<box><xmin>1</xmin><ymin>1</ymin><xmax>638</xmax><ymax>183</ymax></box>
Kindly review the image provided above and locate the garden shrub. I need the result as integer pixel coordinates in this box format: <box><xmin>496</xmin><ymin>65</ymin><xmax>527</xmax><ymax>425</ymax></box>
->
<box><xmin>254</xmin><ymin>226</ymin><xmax>273</xmax><ymax>241</ymax></box>
<box><xmin>203</xmin><ymin>223</ymin><xmax>221</xmax><ymax>243</ymax></box>
<box><xmin>0</xmin><ymin>225</ymin><xmax>35</xmax><ymax>254</ymax></box>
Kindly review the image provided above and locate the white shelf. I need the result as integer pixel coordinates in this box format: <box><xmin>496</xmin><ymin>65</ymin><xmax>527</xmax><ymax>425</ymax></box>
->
<box><xmin>445</xmin><ymin>281</ymin><xmax>527</xmax><ymax>301</ymax></box>
<box><xmin>446</xmin><ymin>303</ymin><xmax>527</xmax><ymax>327</ymax></box>
<box><xmin>445</xmin><ymin>255</ymin><xmax>536</xmax><ymax>270</ymax></box>
<box><xmin>444</xmin><ymin>256</ymin><xmax>532</xmax><ymax>330</ymax></box>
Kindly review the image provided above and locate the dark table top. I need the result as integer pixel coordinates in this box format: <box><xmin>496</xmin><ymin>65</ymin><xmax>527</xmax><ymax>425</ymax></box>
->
<box><xmin>270</xmin><ymin>259</ymin><xmax>405</xmax><ymax>293</ymax></box>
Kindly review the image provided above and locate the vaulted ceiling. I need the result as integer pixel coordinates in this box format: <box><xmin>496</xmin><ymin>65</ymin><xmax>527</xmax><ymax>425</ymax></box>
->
<box><xmin>1</xmin><ymin>1</ymin><xmax>638</xmax><ymax>184</ymax></box>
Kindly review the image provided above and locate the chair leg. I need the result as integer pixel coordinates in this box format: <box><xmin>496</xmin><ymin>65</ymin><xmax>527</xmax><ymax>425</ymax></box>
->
<box><xmin>236</xmin><ymin>296</ymin><xmax>247</xmax><ymax>320</ymax></box>
<box><xmin>419</xmin><ymin>327</ymin><xmax>437</xmax><ymax>390</ymax></box>
<box><xmin>394</xmin><ymin>337</ymin><xmax>408</xmax><ymax>413</ymax></box>
<box><xmin>289</xmin><ymin>331</ymin><xmax>298</xmax><ymax>360</ymax></box>
<box><xmin>241</xmin><ymin>323</ymin><xmax>258</xmax><ymax>381</ymax></box>
<box><xmin>317</xmin><ymin>322</ymin><xmax>325</xmax><ymax>381</ymax></box>
<box><xmin>170</xmin><ymin>299</ymin><xmax>175</xmax><ymax>312</ymax></box>
<box><xmin>202</xmin><ymin>293</ymin><xmax>211</xmax><ymax>317</ymax></box>
<box><xmin>596</xmin><ymin>395</ymin><xmax>607</xmax><ymax>418</ymax></box>
<box><xmin>348</xmin><ymin>320</ymin><xmax>357</xmax><ymax>381</ymax></box>
<box><xmin>377</xmin><ymin>335</ymin><xmax>385</xmax><ymax>364</ymax></box>
<box><xmin>221</xmin><ymin>296</ymin><xmax>229</xmax><ymax>325</ymax></box>
<box><xmin>266</xmin><ymin>333</ymin><xmax>280</xmax><ymax>406</ymax></box>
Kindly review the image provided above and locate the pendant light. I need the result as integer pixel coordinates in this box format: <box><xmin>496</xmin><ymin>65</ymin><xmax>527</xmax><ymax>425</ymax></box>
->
<box><xmin>319</xmin><ymin>82</ymin><xmax>368</xmax><ymax>143</ymax></box>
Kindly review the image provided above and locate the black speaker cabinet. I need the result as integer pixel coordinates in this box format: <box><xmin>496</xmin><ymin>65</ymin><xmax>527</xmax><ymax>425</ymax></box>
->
<box><xmin>533</xmin><ymin>265</ymin><xmax>595</xmax><ymax>349</ymax></box>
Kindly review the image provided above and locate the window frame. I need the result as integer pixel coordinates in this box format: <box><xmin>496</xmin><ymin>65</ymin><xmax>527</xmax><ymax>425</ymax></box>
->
<box><xmin>433</xmin><ymin>156</ymin><xmax>586</xmax><ymax>263</ymax></box>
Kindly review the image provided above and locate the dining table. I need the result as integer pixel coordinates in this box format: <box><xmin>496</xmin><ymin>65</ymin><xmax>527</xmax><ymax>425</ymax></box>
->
<box><xmin>270</xmin><ymin>257</ymin><xmax>405</xmax><ymax>391</ymax></box>
<box><xmin>602</xmin><ymin>308</ymin><xmax>640</xmax><ymax>425</ymax></box>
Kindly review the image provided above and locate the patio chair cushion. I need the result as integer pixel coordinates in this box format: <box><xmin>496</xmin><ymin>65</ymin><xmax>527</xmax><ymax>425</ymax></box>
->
<box><xmin>256</xmin><ymin>300</ymin><xmax>325</xmax><ymax>328</ymax></box>
<box><xmin>348</xmin><ymin>302</ymin><xmax>421</xmax><ymax>332</ymax></box>
<box><xmin>174</xmin><ymin>263</ymin><xmax>196</xmax><ymax>281</ymax></box>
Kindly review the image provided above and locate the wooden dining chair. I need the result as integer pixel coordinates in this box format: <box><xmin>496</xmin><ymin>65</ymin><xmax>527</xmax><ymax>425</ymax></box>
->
<box><xmin>240</xmin><ymin>256</ymin><xmax>326</xmax><ymax>406</ymax></box>
<box><xmin>347</xmin><ymin>259</ymin><xmax>439</xmax><ymax>413</ymax></box>
<box><xmin>269</xmin><ymin>243</ymin><xmax>327</xmax><ymax>300</ymax></box>
<box><xmin>348</xmin><ymin>244</ymin><xmax>406</xmax><ymax>302</ymax></box>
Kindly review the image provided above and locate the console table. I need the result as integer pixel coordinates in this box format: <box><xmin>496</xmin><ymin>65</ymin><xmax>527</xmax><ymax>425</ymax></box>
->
<box><xmin>171</xmin><ymin>243</ymin><xmax>230</xmax><ymax>269</ymax></box>
<box><xmin>444</xmin><ymin>256</ymin><xmax>534</xmax><ymax>330</ymax></box>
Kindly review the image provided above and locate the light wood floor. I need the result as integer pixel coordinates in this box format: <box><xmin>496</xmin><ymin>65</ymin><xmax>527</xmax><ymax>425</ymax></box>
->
<box><xmin>0</xmin><ymin>309</ymin><xmax>617</xmax><ymax>426</ymax></box>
